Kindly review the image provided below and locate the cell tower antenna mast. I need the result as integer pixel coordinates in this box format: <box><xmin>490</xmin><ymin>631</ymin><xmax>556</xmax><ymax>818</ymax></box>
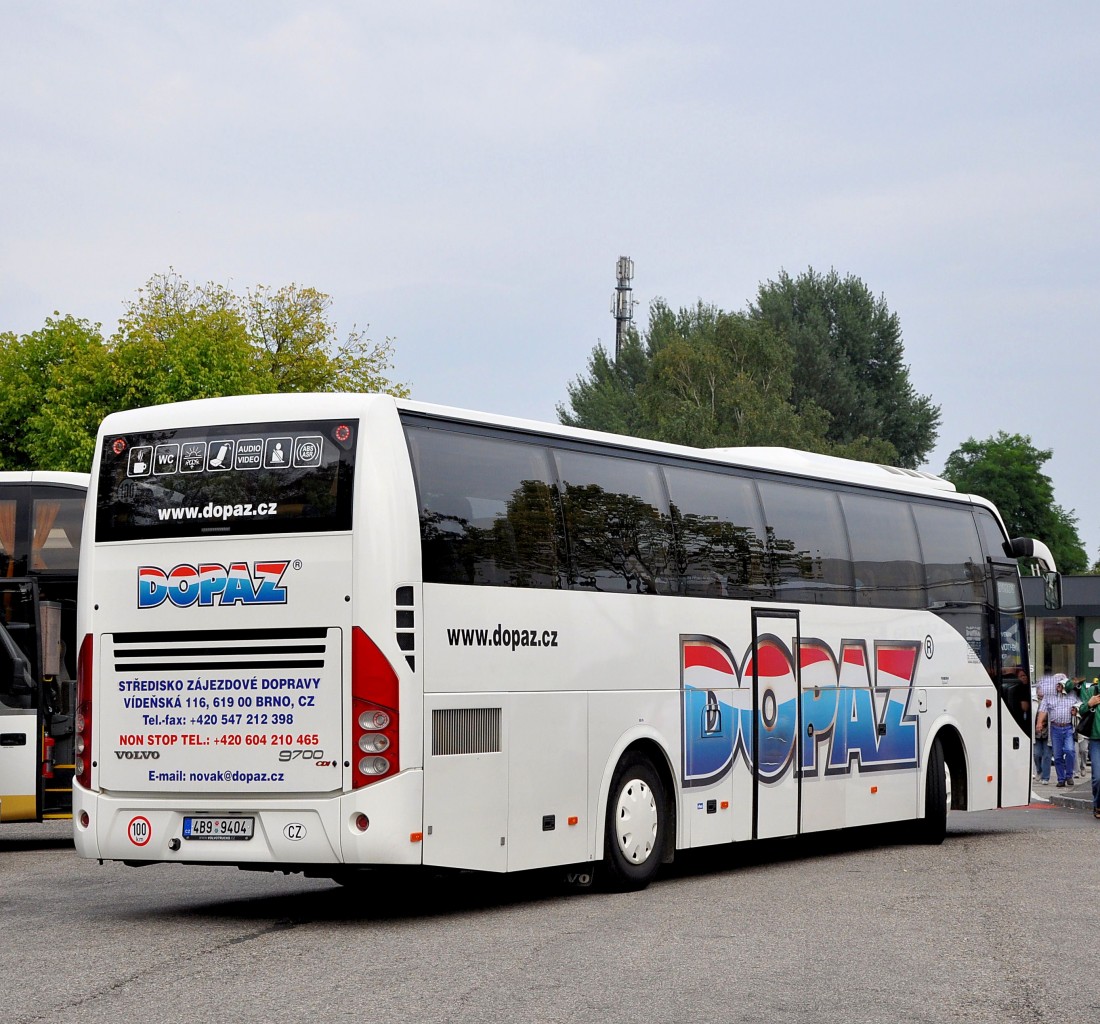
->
<box><xmin>611</xmin><ymin>256</ymin><xmax>636</xmax><ymax>363</ymax></box>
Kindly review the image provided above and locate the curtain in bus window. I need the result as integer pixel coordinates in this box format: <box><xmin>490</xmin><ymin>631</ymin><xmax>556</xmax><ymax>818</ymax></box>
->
<box><xmin>911</xmin><ymin>503</ymin><xmax>986</xmax><ymax>609</ymax></box>
<box><xmin>406</xmin><ymin>427</ymin><xmax>564</xmax><ymax>588</ymax></box>
<box><xmin>0</xmin><ymin>500</ymin><xmax>15</xmax><ymax>577</ymax></box>
<box><xmin>756</xmin><ymin>480</ymin><xmax>854</xmax><ymax>605</ymax></box>
<box><xmin>31</xmin><ymin>494</ymin><xmax>83</xmax><ymax>574</ymax></box>
<box><xmin>663</xmin><ymin>465</ymin><xmax>767</xmax><ymax>598</ymax></box>
<box><xmin>838</xmin><ymin>492</ymin><xmax>926</xmax><ymax>609</ymax></box>
<box><xmin>554</xmin><ymin>449</ymin><xmax>675</xmax><ymax>595</ymax></box>
<box><xmin>30</xmin><ymin>501</ymin><xmax>59</xmax><ymax>570</ymax></box>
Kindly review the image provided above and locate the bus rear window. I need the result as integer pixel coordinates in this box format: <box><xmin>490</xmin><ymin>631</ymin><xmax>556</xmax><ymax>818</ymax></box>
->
<box><xmin>95</xmin><ymin>419</ymin><xmax>356</xmax><ymax>541</ymax></box>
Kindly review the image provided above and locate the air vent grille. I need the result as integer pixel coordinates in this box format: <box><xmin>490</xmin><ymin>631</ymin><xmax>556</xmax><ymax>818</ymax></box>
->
<box><xmin>431</xmin><ymin>707</ymin><xmax>501</xmax><ymax>755</ymax></box>
<box><xmin>110</xmin><ymin>626</ymin><xmax>333</xmax><ymax>672</ymax></box>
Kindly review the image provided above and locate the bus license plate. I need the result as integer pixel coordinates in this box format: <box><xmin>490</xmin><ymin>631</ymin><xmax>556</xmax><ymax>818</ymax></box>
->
<box><xmin>182</xmin><ymin>816</ymin><xmax>255</xmax><ymax>841</ymax></box>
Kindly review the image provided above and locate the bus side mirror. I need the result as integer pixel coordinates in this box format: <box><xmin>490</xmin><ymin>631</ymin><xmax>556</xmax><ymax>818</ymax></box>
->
<box><xmin>1044</xmin><ymin>571</ymin><xmax>1062</xmax><ymax>611</ymax></box>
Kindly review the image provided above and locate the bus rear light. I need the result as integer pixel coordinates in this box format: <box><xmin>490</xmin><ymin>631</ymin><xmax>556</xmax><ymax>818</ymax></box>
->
<box><xmin>358</xmin><ymin>755</ymin><xmax>390</xmax><ymax>776</ymax></box>
<box><xmin>358</xmin><ymin>733</ymin><xmax>390</xmax><ymax>753</ymax></box>
<box><xmin>78</xmin><ymin>810</ymin><xmax>90</xmax><ymax>829</ymax></box>
<box><xmin>358</xmin><ymin>709</ymin><xmax>391</xmax><ymax>731</ymax></box>
<box><xmin>351</xmin><ymin>627</ymin><xmax>399</xmax><ymax>789</ymax></box>
<box><xmin>353</xmin><ymin>813</ymin><xmax>370</xmax><ymax>832</ymax></box>
<box><xmin>75</xmin><ymin>633</ymin><xmax>93</xmax><ymax>791</ymax></box>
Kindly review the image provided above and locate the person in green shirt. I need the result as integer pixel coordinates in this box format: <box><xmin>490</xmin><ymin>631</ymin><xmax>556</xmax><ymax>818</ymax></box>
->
<box><xmin>1077</xmin><ymin>677</ymin><xmax>1100</xmax><ymax>818</ymax></box>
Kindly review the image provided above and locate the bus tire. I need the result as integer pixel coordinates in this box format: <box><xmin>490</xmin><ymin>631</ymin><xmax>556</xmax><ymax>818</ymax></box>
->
<box><xmin>602</xmin><ymin>752</ymin><xmax>666</xmax><ymax>891</ymax></box>
<box><xmin>917</xmin><ymin>737</ymin><xmax>948</xmax><ymax>845</ymax></box>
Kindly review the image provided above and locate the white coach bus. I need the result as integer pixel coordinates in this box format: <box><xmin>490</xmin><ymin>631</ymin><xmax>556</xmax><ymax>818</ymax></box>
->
<box><xmin>72</xmin><ymin>394</ymin><xmax>1057</xmax><ymax>888</ymax></box>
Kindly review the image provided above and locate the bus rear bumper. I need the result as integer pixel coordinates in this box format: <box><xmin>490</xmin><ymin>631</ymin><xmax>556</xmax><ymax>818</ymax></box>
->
<box><xmin>72</xmin><ymin>770</ymin><xmax>424</xmax><ymax>868</ymax></box>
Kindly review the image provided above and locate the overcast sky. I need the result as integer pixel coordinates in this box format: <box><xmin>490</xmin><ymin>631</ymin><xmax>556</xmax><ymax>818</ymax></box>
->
<box><xmin>3</xmin><ymin>2</ymin><xmax>1098</xmax><ymax>558</ymax></box>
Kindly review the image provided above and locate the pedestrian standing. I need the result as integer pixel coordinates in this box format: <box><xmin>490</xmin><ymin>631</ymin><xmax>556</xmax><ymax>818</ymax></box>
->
<box><xmin>1033</xmin><ymin>670</ymin><xmax>1058</xmax><ymax>785</ymax></box>
<box><xmin>1076</xmin><ymin>676</ymin><xmax>1100</xmax><ymax>819</ymax></box>
<box><xmin>1037</xmin><ymin>674</ymin><xmax>1077</xmax><ymax>788</ymax></box>
<box><xmin>1070</xmin><ymin>676</ymin><xmax>1090</xmax><ymax>778</ymax></box>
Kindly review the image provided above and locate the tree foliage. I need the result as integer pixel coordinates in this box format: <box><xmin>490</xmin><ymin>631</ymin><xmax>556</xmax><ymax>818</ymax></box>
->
<box><xmin>559</xmin><ymin>296</ymin><xmax>896</xmax><ymax>462</ymax></box>
<box><xmin>749</xmin><ymin>268</ymin><xmax>940</xmax><ymax>468</ymax></box>
<box><xmin>0</xmin><ymin>271</ymin><xmax>407</xmax><ymax>473</ymax></box>
<box><xmin>941</xmin><ymin>432</ymin><xmax>1087</xmax><ymax>573</ymax></box>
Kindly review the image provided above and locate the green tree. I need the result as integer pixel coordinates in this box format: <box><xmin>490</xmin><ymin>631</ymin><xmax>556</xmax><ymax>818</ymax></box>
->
<box><xmin>244</xmin><ymin>282</ymin><xmax>405</xmax><ymax>394</ymax></box>
<box><xmin>113</xmin><ymin>273</ymin><xmax>266</xmax><ymax>408</ymax></box>
<box><xmin>750</xmin><ymin>267</ymin><xmax>940</xmax><ymax>468</ymax></box>
<box><xmin>0</xmin><ymin>271</ymin><xmax>407</xmax><ymax>473</ymax></box>
<box><xmin>559</xmin><ymin>297</ymin><xmax>896</xmax><ymax>462</ymax></box>
<box><xmin>941</xmin><ymin>432</ymin><xmax>1088</xmax><ymax>573</ymax></box>
<box><xmin>0</xmin><ymin>315</ymin><xmax>114</xmax><ymax>471</ymax></box>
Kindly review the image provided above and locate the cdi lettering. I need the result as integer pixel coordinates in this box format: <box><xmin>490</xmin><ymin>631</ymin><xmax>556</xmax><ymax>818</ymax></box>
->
<box><xmin>138</xmin><ymin>561</ymin><xmax>290</xmax><ymax>608</ymax></box>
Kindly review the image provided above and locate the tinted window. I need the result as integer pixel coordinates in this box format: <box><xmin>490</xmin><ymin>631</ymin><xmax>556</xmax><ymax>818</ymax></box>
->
<box><xmin>974</xmin><ymin>506</ymin><xmax>1011</xmax><ymax>563</ymax></box>
<box><xmin>96</xmin><ymin>420</ymin><xmax>356</xmax><ymax>541</ymax></box>
<box><xmin>839</xmin><ymin>492</ymin><xmax>926</xmax><ymax>609</ymax></box>
<box><xmin>757</xmin><ymin>480</ymin><xmax>853</xmax><ymax>604</ymax></box>
<box><xmin>912</xmin><ymin>503</ymin><xmax>985</xmax><ymax>607</ymax></box>
<box><xmin>407</xmin><ymin>426</ymin><xmax>564</xmax><ymax>588</ymax></box>
<box><xmin>665</xmin><ymin>466</ymin><xmax>767</xmax><ymax>598</ymax></box>
<box><xmin>555</xmin><ymin>449</ymin><xmax>675</xmax><ymax>594</ymax></box>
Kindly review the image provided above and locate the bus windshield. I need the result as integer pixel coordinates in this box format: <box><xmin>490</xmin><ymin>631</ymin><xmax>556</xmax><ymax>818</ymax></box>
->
<box><xmin>94</xmin><ymin>418</ymin><xmax>357</xmax><ymax>541</ymax></box>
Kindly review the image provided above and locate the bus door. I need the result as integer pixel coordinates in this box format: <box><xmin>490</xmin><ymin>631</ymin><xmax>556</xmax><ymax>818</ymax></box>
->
<box><xmin>0</xmin><ymin>579</ymin><xmax>39</xmax><ymax>821</ymax></box>
<box><xmin>989</xmin><ymin>562</ymin><xmax>1031</xmax><ymax>807</ymax></box>
<box><xmin>751</xmin><ymin>609</ymin><xmax>801</xmax><ymax>840</ymax></box>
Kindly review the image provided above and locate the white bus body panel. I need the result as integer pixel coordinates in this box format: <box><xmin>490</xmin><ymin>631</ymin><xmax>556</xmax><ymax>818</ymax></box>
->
<box><xmin>0</xmin><ymin>708</ymin><xmax>37</xmax><ymax>822</ymax></box>
<box><xmin>74</xmin><ymin>393</ymin><xmax>1031</xmax><ymax>873</ymax></box>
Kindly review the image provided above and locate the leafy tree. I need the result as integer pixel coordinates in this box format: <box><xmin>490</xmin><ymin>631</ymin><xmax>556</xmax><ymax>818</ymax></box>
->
<box><xmin>559</xmin><ymin>298</ymin><xmax>896</xmax><ymax>462</ymax></box>
<box><xmin>749</xmin><ymin>268</ymin><xmax>940</xmax><ymax>468</ymax></box>
<box><xmin>244</xmin><ymin>283</ymin><xmax>403</xmax><ymax>394</ymax></box>
<box><xmin>557</xmin><ymin>326</ymin><xmax>651</xmax><ymax>438</ymax></box>
<box><xmin>0</xmin><ymin>316</ymin><xmax>114</xmax><ymax>471</ymax></box>
<box><xmin>0</xmin><ymin>271</ymin><xmax>407</xmax><ymax>473</ymax></box>
<box><xmin>113</xmin><ymin>273</ymin><xmax>265</xmax><ymax>408</ymax></box>
<box><xmin>941</xmin><ymin>432</ymin><xmax>1088</xmax><ymax>573</ymax></box>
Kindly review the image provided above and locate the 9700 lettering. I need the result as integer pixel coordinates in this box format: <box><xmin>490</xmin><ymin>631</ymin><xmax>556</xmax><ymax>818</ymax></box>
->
<box><xmin>277</xmin><ymin>748</ymin><xmax>325</xmax><ymax>762</ymax></box>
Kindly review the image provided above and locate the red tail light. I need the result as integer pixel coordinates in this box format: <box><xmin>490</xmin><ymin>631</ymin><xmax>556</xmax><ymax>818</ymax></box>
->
<box><xmin>351</xmin><ymin>627</ymin><xmax>399</xmax><ymax>789</ymax></box>
<box><xmin>75</xmin><ymin>633</ymin><xmax>93</xmax><ymax>790</ymax></box>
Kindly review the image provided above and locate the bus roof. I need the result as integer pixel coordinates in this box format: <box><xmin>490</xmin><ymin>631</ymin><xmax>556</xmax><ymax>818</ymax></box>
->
<box><xmin>0</xmin><ymin>470</ymin><xmax>90</xmax><ymax>489</ymax></box>
<box><xmin>395</xmin><ymin>398</ymin><xmax>959</xmax><ymax>498</ymax></box>
<box><xmin>97</xmin><ymin>391</ymin><xmax>961</xmax><ymax>501</ymax></box>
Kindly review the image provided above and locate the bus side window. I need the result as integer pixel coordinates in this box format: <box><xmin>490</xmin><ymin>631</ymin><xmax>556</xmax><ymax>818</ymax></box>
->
<box><xmin>663</xmin><ymin>465</ymin><xmax>767</xmax><ymax>599</ymax></box>
<box><xmin>31</xmin><ymin>493</ymin><xmax>84</xmax><ymax>574</ymax></box>
<box><xmin>553</xmin><ymin>449</ymin><xmax>675</xmax><ymax>595</ymax></box>
<box><xmin>0</xmin><ymin>621</ymin><xmax>35</xmax><ymax>710</ymax></box>
<box><xmin>757</xmin><ymin>480</ymin><xmax>854</xmax><ymax>605</ymax></box>
<box><xmin>839</xmin><ymin>492</ymin><xmax>926</xmax><ymax>609</ymax></box>
<box><xmin>407</xmin><ymin>426</ymin><xmax>564</xmax><ymax>589</ymax></box>
<box><xmin>912</xmin><ymin>503</ymin><xmax>986</xmax><ymax>609</ymax></box>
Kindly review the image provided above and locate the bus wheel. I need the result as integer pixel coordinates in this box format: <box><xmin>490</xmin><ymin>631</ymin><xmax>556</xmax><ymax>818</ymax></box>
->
<box><xmin>602</xmin><ymin>752</ymin><xmax>666</xmax><ymax>891</ymax></box>
<box><xmin>916</xmin><ymin>737</ymin><xmax>948</xmax><ymax>845</ymax></box>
